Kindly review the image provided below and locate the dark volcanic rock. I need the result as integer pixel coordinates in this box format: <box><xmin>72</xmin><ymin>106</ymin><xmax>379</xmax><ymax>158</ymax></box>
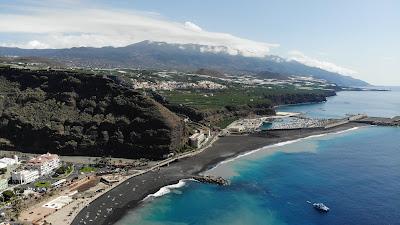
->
<box><xmin>0</xmin><ymin>67</ymin><xmax>187</xmax><ymax>159</ymax></box>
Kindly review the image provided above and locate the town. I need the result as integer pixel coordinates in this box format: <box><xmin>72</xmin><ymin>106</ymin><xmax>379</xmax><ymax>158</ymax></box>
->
<box><xmin>0</xmin><ymin>126</ymin><xmax>215</xmax><ymax>225</ymax></box>
<box><xmin>0</xmin><ymin>151</ymin><xmax>159</xmax><ymax>225</ymax></box>
<box><xmin>0</xmin><ymin>60</ymin><xmax>338</xmax><ymax>93</ymax></box>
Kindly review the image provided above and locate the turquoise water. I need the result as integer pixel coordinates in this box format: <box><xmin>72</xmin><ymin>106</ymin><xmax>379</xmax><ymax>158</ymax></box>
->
<box><xmin>279</xmin><ymin>87</ymin><xmax>400</xmax><ymax>118</ymax></box>
<box><xmin>116</xmin><ymin>89</ymin><xmax>400</xmax><ymax>225</ymax></box>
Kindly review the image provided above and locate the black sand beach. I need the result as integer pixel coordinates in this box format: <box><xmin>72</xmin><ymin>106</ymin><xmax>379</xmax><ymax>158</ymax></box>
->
<box><xmin>71</xmin><ymin>122</ymin><xmax>366</xmax><ymax>225</ymax></box>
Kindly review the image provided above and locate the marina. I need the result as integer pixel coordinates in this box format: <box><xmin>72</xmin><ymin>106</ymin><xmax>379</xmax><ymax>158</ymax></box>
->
<box><xmin>224</xmin><ymin>112</ymin><xmax>398</xmax><ymax>135</ymax></box>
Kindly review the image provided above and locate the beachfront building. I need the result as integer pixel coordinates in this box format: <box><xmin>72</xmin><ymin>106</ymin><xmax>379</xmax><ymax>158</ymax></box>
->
<box><xmin>228</xmin><ymin>125</ymin><xmax>245</xmax><ymax>133</ymax></box>
<box><xmin>11</xmin><ymin>170</ymin><xmax>39</xmax><ymax>184</ymax></box>
<box><xmin>26</xmin><ymin>153</ymin><xmax>60</xmax><ymax>176</ymax></box>
<box><xmin>189</xmin><ymin>131</ymin><xmax>206</xmax><ymax>148</ymax></box>
<box><xmin>0</xmin><ymin>155</ymin><xmax>19</xmax><ymax>169</ymax></box>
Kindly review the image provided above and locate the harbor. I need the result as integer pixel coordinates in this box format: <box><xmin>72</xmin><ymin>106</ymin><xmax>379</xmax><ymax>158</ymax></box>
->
<box><xmin>223</xmin><ymin>113</ymin><xmax>399</xmax><ymax>135</ymax></box>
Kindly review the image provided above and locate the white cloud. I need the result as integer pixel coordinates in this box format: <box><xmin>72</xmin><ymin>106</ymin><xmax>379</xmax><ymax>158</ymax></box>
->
<box><xmin>27</xmin><ymin>40</ymin><xmax>48</xmax><ymax>48</ymax></box>
<box><xmin>0</xmin><ymin>40</ymin><xmax>50</xmax><ymax>49</ymax></box>
<box><xmin>288</xmin><ymin>50</ymin><xmax>358</xmax><ymax>75</ymax></box>
<box><xmin>0</xmin><ymin>6</ymin><xmax>278</xmax><ymax>57</ymax></box>
<box><xmin>184</xmin><ymin>21</ymin><xmax>203</xmax><ymax>32</ymax></box>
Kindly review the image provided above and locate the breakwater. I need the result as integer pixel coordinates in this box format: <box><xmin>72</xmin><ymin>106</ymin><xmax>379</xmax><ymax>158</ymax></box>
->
<box><xmin>356</xmin><ymin>116</ymin><xmax>400</xmax><ymax>126</ymax></box>
<box><xmin>192</xmin><ymin>175</ymin><xmax>230</xmax><ymax>186</ymax></box>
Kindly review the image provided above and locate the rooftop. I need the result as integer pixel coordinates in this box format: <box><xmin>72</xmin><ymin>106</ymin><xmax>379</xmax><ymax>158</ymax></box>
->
<box><xmin>0</xmin><ymin>157</ymin><xmax>18</xmax><ymax>169</ymax></box>
<box><xmin>13</xmin><ymin>169</ymin><xmax>39</xmax><ymax>176</ymax></box>
<box><xmin>28</xmin><ymin>153</ymin><xmax>59</xmax><ymax>165</ymax></box>
<box><xmin>189</xmin><ymin>133</ymin><xmax>202</xmax><ymax>140</ymax></box>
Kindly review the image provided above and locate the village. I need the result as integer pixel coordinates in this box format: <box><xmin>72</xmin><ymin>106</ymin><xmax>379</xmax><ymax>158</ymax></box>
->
<box><xmin>0</xmin><ymin>125</ymin><xmax>215</xmax><ymax>225</ymax></box>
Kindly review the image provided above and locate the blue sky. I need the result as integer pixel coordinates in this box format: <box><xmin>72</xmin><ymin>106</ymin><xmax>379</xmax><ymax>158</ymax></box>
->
<box><xmin>0</xmin><ymin>0</ymin><xmax>399</xmax><ymax>85</ymax></box>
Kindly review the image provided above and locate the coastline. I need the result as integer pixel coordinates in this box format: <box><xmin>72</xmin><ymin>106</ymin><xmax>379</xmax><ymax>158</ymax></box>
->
<box><xmin>71</xmin><ymin>122</ymin><xmax>367</xmax><ymax>225</ymax></box>
<box><xmin>205</xmin><ymin>126</ymin><xmax>361</xmax><ymax>175</ymax></box>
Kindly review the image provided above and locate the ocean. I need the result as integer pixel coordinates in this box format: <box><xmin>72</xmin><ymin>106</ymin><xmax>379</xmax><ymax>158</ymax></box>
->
<box><xmin>116</xmin><ymin>88</ymin><xmax>400</xmax><ymax>225</ymax></box>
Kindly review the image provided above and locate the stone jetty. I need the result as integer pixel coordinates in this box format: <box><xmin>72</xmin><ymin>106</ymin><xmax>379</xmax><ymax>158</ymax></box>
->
<box><xmin>192</xmin><ymin>175</ymin><xmax>230</xmax><ymax>186</ymax></box>
<box><xmin>356</xmin><ymin>116</ymin><xmax>400</xmax><ymax>126</ymax></box>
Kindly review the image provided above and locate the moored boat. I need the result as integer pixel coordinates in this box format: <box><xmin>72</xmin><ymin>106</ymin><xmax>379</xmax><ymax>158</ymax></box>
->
<box><xmin>313</xmin><ymin>203</ymin><xmax>330</xmax><ymax>212</ymax></box>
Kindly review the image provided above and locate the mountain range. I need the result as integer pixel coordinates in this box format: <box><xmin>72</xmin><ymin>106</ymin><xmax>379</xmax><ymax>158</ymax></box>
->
<box><xmin>0</xmin><ymin>41</ymin><xmax>369</xmax><ymax>87</ymax></box>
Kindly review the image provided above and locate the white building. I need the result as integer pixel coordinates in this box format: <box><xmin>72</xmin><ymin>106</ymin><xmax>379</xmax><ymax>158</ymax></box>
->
<box><xmin>189</xmin><ymin>132</ymin><xmax>206</xmax><ymax>148</ymax></box>
<box><xmin>228</xmin><ymin>125</ymin><xmax>245</xmax><ymax>133</ymax></box>
<box><xmin>11</xmin><ymin>170</ymin><xmax>39</xmax><ymax>184</ymax></box>
<box><xmin>52</xmin><ymin>179</ymin><xmax>66</xmax><ymax>188</ymax></box>
<box><xmin>0</xmin><ymin>155</ymin><xmax>19</xmax><ymax>169</ymax></box>
<box><xmin>27</xmin><ymin>153</ymin><xmax>60</xmax><ymax>176</ymax></box>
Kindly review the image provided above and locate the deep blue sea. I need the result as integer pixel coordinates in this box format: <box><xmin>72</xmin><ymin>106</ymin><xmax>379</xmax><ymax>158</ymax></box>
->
<box><xmin>116</xmin><ymin>88</ymin><xmax>400</xmax><ymax>225</ymax></box>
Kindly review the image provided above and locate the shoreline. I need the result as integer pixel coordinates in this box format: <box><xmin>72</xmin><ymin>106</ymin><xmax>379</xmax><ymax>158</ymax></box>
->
<box><xmin>205</xmin><ymin>126</ymin><xmax>361</xmax><ymax>175</ymax></box>
<box><xmin>138</xmin><ymin>126</ymin><xmax>363</xmax><ymax>206</ymax></box>
<box><xmin>71</xmin><ymin>122</ymin><xmax>367</xmax><ymax>225</ymax></box>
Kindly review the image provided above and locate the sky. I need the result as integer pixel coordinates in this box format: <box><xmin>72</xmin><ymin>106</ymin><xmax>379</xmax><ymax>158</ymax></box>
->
<box><xmin>0</xmin><ymin>0</ymin><xmax>399</xmax><ymax>85</ymax></box>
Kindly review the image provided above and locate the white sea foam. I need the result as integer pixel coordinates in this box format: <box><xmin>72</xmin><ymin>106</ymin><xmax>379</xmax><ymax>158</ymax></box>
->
<box><xmin>143</xmin><ymin>179</ymin><xmax>196</xmax><ymax>201</ymax></box>
<box><xmin>207</xmin><ymin>126</ymin><xmax>362</xmax><ymax>173</ymax></box>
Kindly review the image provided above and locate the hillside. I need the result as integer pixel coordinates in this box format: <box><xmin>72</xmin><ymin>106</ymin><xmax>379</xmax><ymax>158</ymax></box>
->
<box><xmin>0</xmin><ymin>41</ymin><xmax>369</xmax><ymax>87</ymax></box>
<box><xmin>0</xmin><ymin>66</ymin><xmax>187</xmax><ymax>159</ymax></box>
<box><xmin>0</xmin><ymin>66</ymin><xmax>340</xmax><ymax>159</ymax></box>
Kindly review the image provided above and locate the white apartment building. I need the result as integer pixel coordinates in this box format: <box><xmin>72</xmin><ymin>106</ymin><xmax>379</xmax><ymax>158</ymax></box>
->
<box><xmin>0</xmin><ymin>155</ymin><xmax>19</xmax><ymax>169</ymax></box>
<box><xmin>27</xmin><ymin>153</ymin><xmax>60</xmax><ymax>176</ymax></box>
<box><xmin>11</xmin><ymin>170</ymin><xmax>39</xmax><ymax>184</ymax></box>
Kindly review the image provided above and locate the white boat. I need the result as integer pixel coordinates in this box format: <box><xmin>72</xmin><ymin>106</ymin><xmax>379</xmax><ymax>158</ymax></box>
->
<box><xmin>313</xmin><ymin>203</ymin><xmax>330</xmax><ymax>212</ymax></box>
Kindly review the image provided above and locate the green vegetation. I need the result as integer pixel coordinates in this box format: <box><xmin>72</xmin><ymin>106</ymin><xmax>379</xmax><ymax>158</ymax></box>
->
<box><xmin>34</xmin><ymin>181</ymin><xmax>51</xmax><ymax>188</ymax></box>
<box><xmin>1</xmin><ymin>190</ymin><xmax>15</xmax><ymax>202</ymax></box>
<box><xmin>164</xmin><ymin>89</ymin><xmax>269</xmax><ymax>110</ymax></box>
<box><xmin>55</xmin><ymin>166</ymin><xmax>67</xmax><ymax>175</ymax></box>
<box><xmin>80</xmin><ymin>166</ymin><xmax>96</xmax><ymax>173</ymax></box>
<box><xmin>163</xmin><ymin>86</ymin><xmax>328</xmax><ymax>111</ymax></box>
<box><xmin>215</xmin><ymin>116</ymin><xmax>239</xmax><ymax>129</ymax></box>
<box><xmin>162</xmin><ymin>84</ymin><xmax>333</xmax><ymax>126</ymax></box>
<box><xmin>54</xmin><ymin>164</ymin><xmax>74</xmax><ymax>177</ymax></box>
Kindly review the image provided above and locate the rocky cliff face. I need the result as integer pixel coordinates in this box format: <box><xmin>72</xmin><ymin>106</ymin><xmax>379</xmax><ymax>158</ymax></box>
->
<box><xmin>0</xmin><ymin>67</ymin><xmax>187</xmax><ymax>159</ymax></box>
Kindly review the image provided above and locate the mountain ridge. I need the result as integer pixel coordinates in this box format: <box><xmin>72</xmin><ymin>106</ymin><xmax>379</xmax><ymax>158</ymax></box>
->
<box><xmin>0</xmin><ymin>41</ymin><xmax>369</xmax><ymax>87</ymax></box>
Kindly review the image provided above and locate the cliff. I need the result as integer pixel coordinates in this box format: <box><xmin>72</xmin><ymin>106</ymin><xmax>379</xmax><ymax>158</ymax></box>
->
<box><xmin>156</xmin><ymin>90</ymin><xmax>334</xmax><ymax>125</ymax></box>
<box><xmin>0</xmin><ymin>67</ymin><xmax>187</xmax><ymax>159</ymax></box>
